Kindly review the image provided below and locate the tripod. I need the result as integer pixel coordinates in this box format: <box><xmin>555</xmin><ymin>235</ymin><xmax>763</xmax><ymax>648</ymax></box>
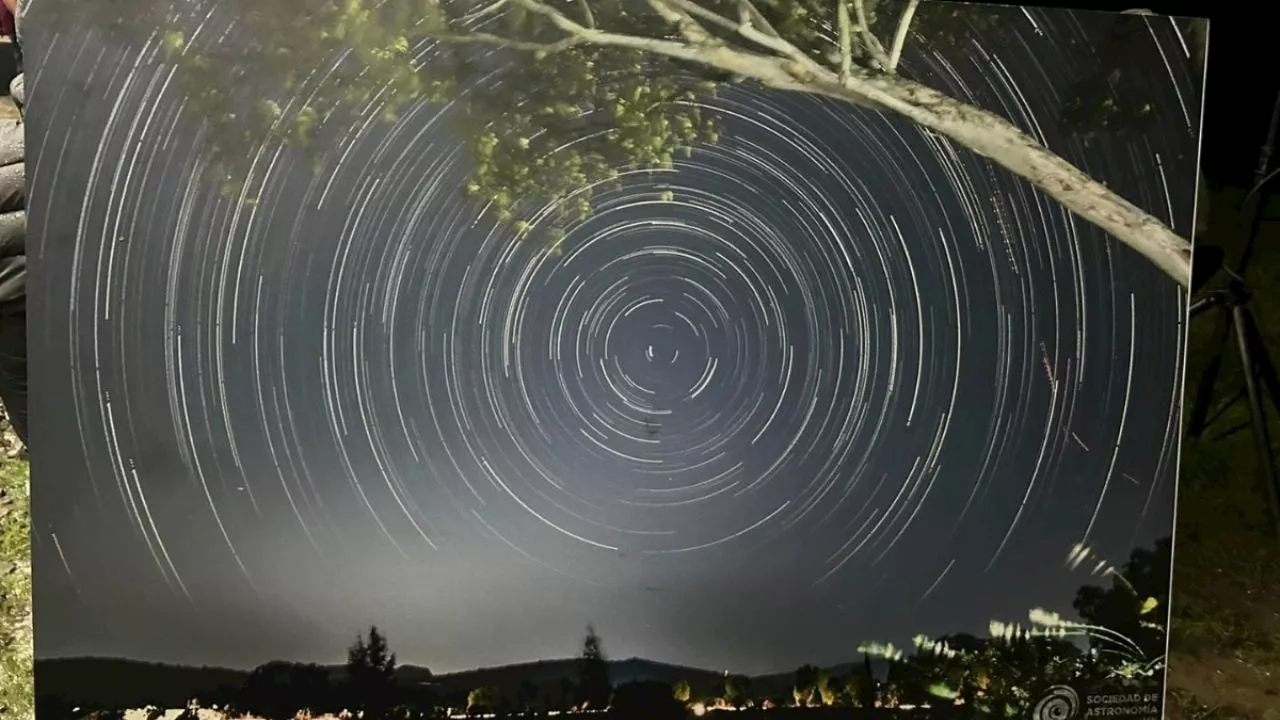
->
<box><xmin>1185</xmin><ymin>89</ymin><xmax>1280</xmax><ymax>541</ymax></box>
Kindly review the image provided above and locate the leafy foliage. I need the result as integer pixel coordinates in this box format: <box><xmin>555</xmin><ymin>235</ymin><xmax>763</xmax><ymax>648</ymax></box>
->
<box><xmin>791</xmin><ymin>663</ymin><xmax>819</xmax><ymax>706</ymax></box>
<box><xmin>815</xmin><ymin>668</ymin><xmax>843</xmax><ymax>706</ymax></box>
<box><xmin>30</xmin><ymin>1</ymin><xmax>1053</xmax><ymax>239</ymax></box>
<box><xmin>466</xmin><ymin>685</ymin><xmax>498</xmax><ymax>713</ymax></box>
<box><xmin>723</xmin><ymin>674</ymin><xmax>752</xmax><ymax>708</ymax></box>
<box><xmin>858</xmin><ymin>540</ymin><xmax>1172</xmax><ymax>714</ymax></box>
<box><xmin>1072</xmin><ymin>537</ymin><xmax>1172</xmax><ymax>661</ymax></box>
<box><xmin>1058</xmin><ymin>13</ymin><xmax>1169</xmax><ymax>140</ymax></box>
<box><xmin>30</xmin><ymin>0</ymin><xmax>1200</xmax><ymax>284</ymax></box>
<box><xmin>609</xmin><ymin>680</ymin><xmax>687</xmax><ymax>719</ymax></box>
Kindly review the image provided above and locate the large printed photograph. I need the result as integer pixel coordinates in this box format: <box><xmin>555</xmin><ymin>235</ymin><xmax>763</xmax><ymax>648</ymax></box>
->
<box><xmin>22</xmin><ymin>1</ymin><xmax>1203</xmax><ymax>718</ymax></box>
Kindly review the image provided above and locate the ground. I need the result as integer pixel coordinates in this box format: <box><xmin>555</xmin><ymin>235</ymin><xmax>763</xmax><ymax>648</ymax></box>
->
<box><xmin>1162</xmin><ymin>190</ymin><xmax>1280</xmax><ymax>720</ymax></box>
<box><xmin>0</xmin><ymin>443</ymin><xmax>30</xmax><ymax>720</ymax></box>
<box><xmin>0</xmin><ymin>193</ymin><xmax>1279</xmax><ymax>720</ymax></box>
<box><xmin>0</xmin><ymin>91</ymin><xmax>31</xmax><ymax>720</ymax></box>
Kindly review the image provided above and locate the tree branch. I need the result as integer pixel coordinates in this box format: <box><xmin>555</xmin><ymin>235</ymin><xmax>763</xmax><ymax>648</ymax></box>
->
<box><xmin>802</xmin><ymin>68</ymin><xmax>1192</xmax><ymax>285</ymax></box>
<box><xmin>487</xmin><ymin>0</ymin><xmax>1190</xmax><ymax>285</ymax></box>
<box><xmin>509</xmin><ymin>0</ymin><xmax>707</xmax><ymax>61</ymax></box>
<box><xmin>664</xmin><ymin>0</ymin><xmax>742</xmax><ymax>34</ymax></box>
<box><xmin>886</xmin><ymin>0</ymin><xmax>920</xmax><ymax>73</ymax></box>
<box><xmin>850</xmin><ymin>0</ymin><xmax>891</xmax><ymax>71</ymax></box>
<box><xmin>460</xmin><ymin>0</ymin><xmax>509</xmax><ymax>23</ymax></box>
<box><xmin>732</xmin><ymin>13</ymin><xmax>827</xmax><ymax>77</ymax></box>
<box><xmin>576</xmin><ymin>0</ymin><xmax>596</xmax><ymax>28</ymax></box>
<box><xmin>836</xmin><ymin>0</ymin><xmax>852</xmax><ymax>82</ymax></box>
<box><xmin>737</xmin><ymin>0</ymin><xmax>782</xmax><ymax>39</ymax></box>
<box><xmin>646</xmin><ymin>0</ymin><xmax>719</xmax><ymax>45</ymax></box>
<box><xmin>429</xmin><ymin>30</ymin><xmax>582</xmax><ymax>54</ymax></box>
<box><xmin>658</xmin><ymin>0</ymin><xmax>825</xmax><ymax>78</ymax></box>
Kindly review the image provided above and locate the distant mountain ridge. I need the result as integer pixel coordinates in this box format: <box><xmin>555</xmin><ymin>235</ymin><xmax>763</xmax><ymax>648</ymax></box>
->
<box><xmin>35</xmin><ymin>655</ymin><xmax>888</xmax><ymax>710</ymax></box>
<box><xmin>33</xmin><ymin>656</ymin><xmax>724</xmax><ymax>710</ymax></box>
<box><xmin>432</xmin><ymin>656</ymin><xmax>726</xmax><ymax>694</ymax></box>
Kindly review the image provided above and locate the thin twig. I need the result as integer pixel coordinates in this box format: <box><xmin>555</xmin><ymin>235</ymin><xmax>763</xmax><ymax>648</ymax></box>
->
<box><xmin>509</xmin><ymin>0</ymin><xmax>771</xmax><ymax>69</ymax></box>
<box><xmin>461</xmin><ymin>0</ymin><xmax>510</xmax><ymax>23</ymax></box>
<box><xmin>494</xmin><ymin>0</ymin><xmax>878</xmax><ymax>113</ymax></box>
<box><xmin>647</xmin><ymin>0</ymin><xmax>719</xmax><ymax>45</ymax></box>
<box><xmin>836</xmin><ymin>0</ymin><xmax>852</xmax><ymax>82</ymax></box>
<box><xmin>576</xmin><ymin>0</ymin><xmax>596</xmax><ymax>28</ymax></box>
<box><xmin>850</xmin><ymin>0</ymin><xmax>891</xmax><ymax>70</ymax></box>
<box><xmin>430</xmin><ymin>30</ymin><xmax>583</xmax><ymax>54</ymax></box>
<box><xmin>663</xmin><ymin>0</ymin><xmax>741</xmax><ymax>35</ymax></box>
<box><xmin>656</xmin><ymin>0</ymin><xmax>821</xmax><ymax>77</ymax></box>
<box><xmin>886</xmin><ymin>0</ymin><xmax>920</xmax><ymax>73</ymax></box>
<box><xmin>665</xmin><ymin>0</ymin><xmax>807</xmax><ymax>61</ymax></box>
<box><xmin>726</xmin><ymin>2</ymin><xmax>829</xmax><ymax>76</ymax></box>
<box><xmin>737</xmin><ymin>0</ymin><xmax>782</xmax><ymax>39</ymax></box>
<box><xmin>438</xmin><ymin>0</ymin><xmax>1188</xmax><ymax>284</ymax></box>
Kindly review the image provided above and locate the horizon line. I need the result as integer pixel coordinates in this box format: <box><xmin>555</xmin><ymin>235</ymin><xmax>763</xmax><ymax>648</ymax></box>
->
<box><xmin>33</xmin><ymin>653</ymin><xmax>886</xmax><ymax>679</ymax></box>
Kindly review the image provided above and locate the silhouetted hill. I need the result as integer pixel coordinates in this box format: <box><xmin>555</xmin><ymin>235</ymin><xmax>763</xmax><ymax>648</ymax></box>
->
<box><xmin>34</xmin><ymin>655</ymin><xmax>882</xmax><ymax>711</ymax></box>
<box><xmin>430</xmin><ymin>657</ymin><xmax>728</xmax><ymax>704</ymax></box>
<box><xmin>35</xmin><ymin>657</ymin><xmax>436</xmax><ymax>711</ymax></box>
<box><xmin>36</xmin><ymin>658</ymin><xmax>249</xmax><ymax>710</ymax></box>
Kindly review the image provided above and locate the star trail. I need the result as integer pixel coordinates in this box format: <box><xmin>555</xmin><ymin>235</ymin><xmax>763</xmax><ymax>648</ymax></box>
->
<box><xmin>26</xmin><ymin>6</ymin><xmax>1200</xmax><ymax>676</ymax></box>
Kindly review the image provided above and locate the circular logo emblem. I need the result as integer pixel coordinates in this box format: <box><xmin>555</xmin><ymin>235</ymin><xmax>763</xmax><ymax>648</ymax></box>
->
<box><xmin>1033</xmin><ymin>685</ymin><xmax>1081</xmax><ymax>720</ymax></box>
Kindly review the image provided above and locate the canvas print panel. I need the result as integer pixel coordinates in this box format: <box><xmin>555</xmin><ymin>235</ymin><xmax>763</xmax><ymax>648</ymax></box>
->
<box><xmin>23</xmin><ymin>2</ymin><xmax>1202</xmax><ymax>719</ymax></box>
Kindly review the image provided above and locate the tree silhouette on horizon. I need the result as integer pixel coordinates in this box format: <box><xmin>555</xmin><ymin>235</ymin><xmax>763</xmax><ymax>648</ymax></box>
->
<box><xmin>577</xmin><ymin>624</ymin><xmax>612</xmax><ymax>710</ymax></box>
<box><xmin>1073</xmin><ymin>537</ymin><xmax>1172</xmax><ymax>661</ymax></box>
<box><xmin>347</xmin><ymin>625</ymin><xmax>398</xmax><ymax>719</ymax></box>
<box><xmin>240</xmin><ymin>660</ymin><xmax>335</xmax><ymax>719</ymax></box>
<box><xmin>610</xmin><ymin>680</ymin><xmax>685</xmax><ymax>720</ymax></box>
<box><xmin>792</xmin><ymin>664</ymin><xmax>819</xmax><ymax>707</ymax></box>
<box><xmin>859</xmin><ymin>653</ymin><xmax>878</xmax><ymax>713</ymax></box>
<box><xmin>860</xmin><ymin>538</ymin><xmax>1173</xmax><ymax>716</ymax></box>
<box><xmin>672</xmin><ymin>679</ymin><xmax>691</xmax><ymax>704</ymax></box>
<box><xmin>35</xmin><ymin>539</ymin><xmax>1176</xmax><ymax>718</ymax></box>
<box><xmin>724</xmin><ymin>674</ymin><xmax>752</xmax><ymax>708</ymax></box>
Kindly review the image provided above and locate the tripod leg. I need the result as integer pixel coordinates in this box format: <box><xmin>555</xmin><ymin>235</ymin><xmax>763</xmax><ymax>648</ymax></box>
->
<box><xmin>1187</xmin><ymin>309</ymin><xmax>1232</xmax><ymax>438</ymax></box>
<box><xmin>1240</xmin><ymin>310</ymin><xmax>1280</xmax><ymax>417</ymax></box>
<box><xmin>1232</xmin><ymin>305</ymin><xmax>1280</xmax><ymax>542</ymax></box>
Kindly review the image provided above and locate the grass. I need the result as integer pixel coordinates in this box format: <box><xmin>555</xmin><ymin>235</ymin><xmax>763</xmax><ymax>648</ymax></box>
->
<box><xmin>0</xmin><ymin>92</ymin><xmax>31</xmax><ymax>720</ymax></box>
<box><xmin>0</xmin><ymin>451</ymin><xmax>31</xmax><ymax>720</ymax></box>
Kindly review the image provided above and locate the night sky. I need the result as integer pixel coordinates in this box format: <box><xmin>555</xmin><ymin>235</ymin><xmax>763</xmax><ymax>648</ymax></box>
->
<box><xmin>25</xmin><ymin>6</ymin><xmax>1200</xmax><ymax>676</ymax></box>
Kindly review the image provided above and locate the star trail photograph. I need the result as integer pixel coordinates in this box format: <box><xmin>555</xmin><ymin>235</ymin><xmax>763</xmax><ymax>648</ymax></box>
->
<box><xmin>22</xmin><ymin>1</ymin><xmax>1203</xmax><ymax>719</ymax></box>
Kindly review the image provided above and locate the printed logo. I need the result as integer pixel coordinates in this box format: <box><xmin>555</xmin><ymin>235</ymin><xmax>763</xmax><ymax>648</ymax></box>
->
<box><xmin>1033</xmin><ymin>685</ymin><xmax>1081</xmax><ymax>720</ymax></box>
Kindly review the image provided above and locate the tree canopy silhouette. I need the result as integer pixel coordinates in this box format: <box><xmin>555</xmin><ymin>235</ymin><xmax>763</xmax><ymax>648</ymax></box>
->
<box><xmin>610</xmin><ymin>680</ymin><xmax>686</xmax><ymax>720</ymax></box>
<box><xmin>240</xmin><ymin>660</ymin><xmax>336</xmax><ymax>720</ymax></box>
<box><xmin>35</xmin><ymin>0</ymin><xmax>1198</xmax><ymax>283</ymax></box>
<box><xmin>347</xmin><ymin>625</ymin><xmax>399</xmax><ymax>718</ymax></box>
<box><xmin>577</xmin><ymin>624</ymin><xmax>612</xmax><ymax>710</ymax></box>
<box><xmin>859</xmin><ymin>538</ymin><xmax>1172</xmax><ymax>714</ymax></box>
<box><xmin>672</xmin><ymin>678</ymin><xmax>691</xmax><ymax>703</ymax></box>
<box><xmin>792</xmin><ymin>663</ymin><xmax>819</xmax><ymax>706</ymax></box>
<box><xmin>467</xmin><ymin>685</ymin><xmax>499</xmax><ymax>714</ymax></box>
<box><xmin>724</xmin><ymin>674</ymin><xmax>752</xmax><ymax>708</ymax></box>
<box><xmin>1073</xmin><ymin>537</ymin><xmax>1172</xmax><ymax>662</ymax></box>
